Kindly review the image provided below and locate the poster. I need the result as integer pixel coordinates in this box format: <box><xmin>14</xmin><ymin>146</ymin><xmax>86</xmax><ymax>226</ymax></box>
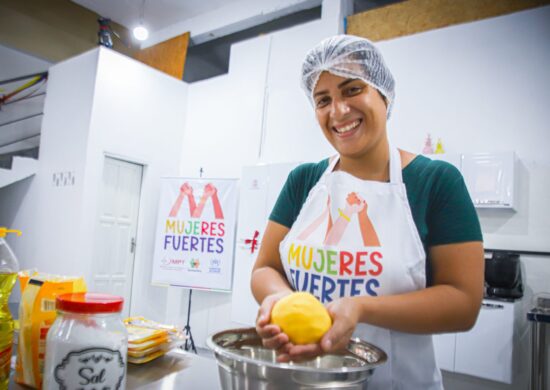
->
<box><xmin>152</xmin><ymin>178</ymin><xmax>238</xmax><ymax>291</ymax></box>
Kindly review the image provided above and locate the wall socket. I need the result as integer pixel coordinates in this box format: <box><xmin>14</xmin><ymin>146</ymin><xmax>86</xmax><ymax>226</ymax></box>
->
<box><xmin>52</xmin><ymin>171</ymin><xmax>75</xmax><ymax>187</ymax></box>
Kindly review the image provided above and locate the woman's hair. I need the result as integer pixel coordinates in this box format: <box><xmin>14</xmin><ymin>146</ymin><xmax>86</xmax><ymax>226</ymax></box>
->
<box><xmin>301</xmin><ymin>35</ymin><xmax>396</xmax><ymax>118</ymax></box>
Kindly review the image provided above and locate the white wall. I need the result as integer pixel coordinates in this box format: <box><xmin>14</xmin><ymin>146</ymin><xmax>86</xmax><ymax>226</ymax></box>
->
<box><xmin>1</xmin><ymin>48</ymin><xmax>189</xmax><ymax>321</ymax></box>
<box><xmin>2</xmin><ymin>49</ymin><xmax>98</xmax><ymax>272</ymax></box>
<box><xmin>381</xmin><ymin>6</ymin><xmax>550</xmax><ymax>255</ymax></box>
<box><xmin>0</xmin><ymin>49</ymin><xmax>98</xmax><ymax>303</ymax></box>
<box><xmin>80</xmin><ymin>48</ymin><xmax>188</xmax><ymax>321</ymax></box>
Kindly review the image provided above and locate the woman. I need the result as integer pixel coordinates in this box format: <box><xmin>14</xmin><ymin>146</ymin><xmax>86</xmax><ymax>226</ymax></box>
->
<box><xmin>250</xmin><ymin>35</ymin><xmax>484</xmax><ymax>389</ymax></box>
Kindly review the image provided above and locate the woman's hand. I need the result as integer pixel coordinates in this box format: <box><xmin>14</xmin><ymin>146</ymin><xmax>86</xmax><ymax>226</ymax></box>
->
<box><xmin>255</xmin><ymin>291</ymin><xmax>293</xmax><ymax>356</ymax></box>
<box><xmin>181</xmin><ymin>182</ymin><xmax>193</xmax><ymax>195</ymax></box>
<box><xmin>320</xmin><ymin>297</ymin><xmax>361</xmax><ymax>353</ymax></box>
<box><xmin>280</xmin><ymin>296</ymin><xmax>361</xmax><ymax>362</ymax></box>
<box><xmin>204</xmin><ymin>183</ymin><xmax>217</xmax><ymax>197</ymax></box>
<box><xmin>345</xmin><ymin>192</ymin><xmax>366</xmax><ymax>215</ymax></box>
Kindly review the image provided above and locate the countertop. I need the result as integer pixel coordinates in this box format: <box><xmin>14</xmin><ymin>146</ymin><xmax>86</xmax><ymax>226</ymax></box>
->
<box><xmin>9</xmin><ymin>348</ymin><xmax>222</xmax><ymax>390</ymax></box>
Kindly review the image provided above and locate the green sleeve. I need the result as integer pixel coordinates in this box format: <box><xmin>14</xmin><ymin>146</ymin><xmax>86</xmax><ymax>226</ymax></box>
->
<box><xmin>269</xmin><ymin>167</ymin><xmax>302</xmax><ymax>228</ymax></box>
<box><xmin>427</xmin><ymin>163</ymin><xmax>483</xmax><ymax>246</ymax></box>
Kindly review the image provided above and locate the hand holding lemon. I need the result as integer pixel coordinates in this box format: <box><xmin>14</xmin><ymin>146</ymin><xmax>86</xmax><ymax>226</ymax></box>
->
<box><xmin>270</xmin><ymin>292</ymin><xmax>332</xmax><ymax>345</ymax></box>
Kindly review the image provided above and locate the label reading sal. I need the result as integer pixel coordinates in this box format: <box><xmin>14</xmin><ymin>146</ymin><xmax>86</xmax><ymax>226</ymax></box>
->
<box><xmin>54</xmin><ymin>347</ymin><xmax>125</xmax><ymax>390</ymax></box>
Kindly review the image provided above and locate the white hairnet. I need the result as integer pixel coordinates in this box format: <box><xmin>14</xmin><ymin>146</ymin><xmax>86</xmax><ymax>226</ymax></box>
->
<box><xmin>301</xmin><ymin>35</ymin><xmax>395</xmax><ymax>118</ymax></box>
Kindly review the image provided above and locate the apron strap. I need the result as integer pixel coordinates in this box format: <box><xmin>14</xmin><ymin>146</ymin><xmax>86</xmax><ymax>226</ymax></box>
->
<box><xmin>322</xmin><ymin>155</ymin><xmax>340</xmax><ymax>177</ymax></box>
<box><xmin>389</xmin><ymin>145</ymin><xmax>403</xmax><ymax>184</ymax></box>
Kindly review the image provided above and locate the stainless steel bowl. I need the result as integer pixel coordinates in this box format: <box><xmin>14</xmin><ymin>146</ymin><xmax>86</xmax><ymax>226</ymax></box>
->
<box><xmin>206</xmin><ymin>327</ymin><xmax>387</xmax><ymax>389</ymax></box>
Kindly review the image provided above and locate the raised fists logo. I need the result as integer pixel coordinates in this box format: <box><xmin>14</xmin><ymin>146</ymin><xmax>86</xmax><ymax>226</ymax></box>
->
<box><xmin>298</xmin><ymin>193</ymin><xmax>380</xmax><ymax>247</ymax></box>
<box><xmin>169</xmin><ymin>182</ymin><xmax>224</xmax><ymax>219</ymax></box>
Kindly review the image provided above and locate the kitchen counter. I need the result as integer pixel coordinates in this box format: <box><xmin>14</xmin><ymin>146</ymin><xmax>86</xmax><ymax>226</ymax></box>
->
<box><xmin>9</xmin><ymin>348</ymin><xmax>222</xmax><ymax>390</ymax></box>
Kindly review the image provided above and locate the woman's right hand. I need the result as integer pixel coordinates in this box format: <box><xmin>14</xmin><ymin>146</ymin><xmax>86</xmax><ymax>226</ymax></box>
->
<box><xmin>255</xmin><ymin>291</ymin><xmax>292</xmax><ymax>354</ymax></box>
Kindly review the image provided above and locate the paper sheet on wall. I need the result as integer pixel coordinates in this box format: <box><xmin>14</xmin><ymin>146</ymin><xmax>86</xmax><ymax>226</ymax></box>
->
<box><xmin>231</xmin><ymin>162</ymin><xmax>299</xmax><ymax>325</ymax></box>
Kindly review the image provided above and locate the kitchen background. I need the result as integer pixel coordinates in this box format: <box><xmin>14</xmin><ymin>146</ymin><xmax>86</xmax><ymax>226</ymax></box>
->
<box><xmin>1</xmin><ymin>1</ymin><xmax>549</xmax><ymax>389</ymax></box>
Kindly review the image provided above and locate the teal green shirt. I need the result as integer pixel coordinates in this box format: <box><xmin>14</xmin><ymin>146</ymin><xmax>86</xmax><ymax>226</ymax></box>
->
<box><xmin>269</xmin><ymin>155</ymin><xmax>483</xmax><ymax>286</ymax></box>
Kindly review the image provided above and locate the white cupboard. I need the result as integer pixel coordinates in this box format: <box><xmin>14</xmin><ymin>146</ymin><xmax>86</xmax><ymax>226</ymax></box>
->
<box><xmin>433</xmin><ymin>300</ymin><xmax>518</xmax><ymax>384</ymax></box>
<box><xmin>427</xmin><ymin>151</ymin><xmax>517</xmax><ymax>210</ymax></box>
<box><xmin>461</xmin><ymin>151</ymin><xmax>517</xmax><ymax>209</ymax></box>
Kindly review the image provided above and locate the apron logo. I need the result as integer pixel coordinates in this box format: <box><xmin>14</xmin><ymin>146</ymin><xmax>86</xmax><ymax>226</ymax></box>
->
<box><xmin>297</xmin><ymin>192</ymin><xmax>380</xmax><ymax>246</ymax></box>
<box><xmin>288</xmin><ymin>192</ymin><xmax>384</xmax><ymax>302</ymax></box>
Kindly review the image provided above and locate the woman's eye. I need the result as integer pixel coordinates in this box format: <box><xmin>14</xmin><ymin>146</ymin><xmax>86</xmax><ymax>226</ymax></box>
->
<box><xmin>346</xmin><ymin>86</ymin><xmax>363</xmax><ymax>96</ymax></box>
<box><xmin>315</xmin><ymin>97</ymin><xmax>330</xmax><ymax>108</ymax></box>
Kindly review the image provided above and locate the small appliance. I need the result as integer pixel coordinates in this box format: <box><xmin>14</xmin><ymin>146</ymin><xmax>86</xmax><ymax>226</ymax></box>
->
<box><xmin>485</xmin><ymin>251</ymin><xmax>523</xmax><ymax>300</ymax></box>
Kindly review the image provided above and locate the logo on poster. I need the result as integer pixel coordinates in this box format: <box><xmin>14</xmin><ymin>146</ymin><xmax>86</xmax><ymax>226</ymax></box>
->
<box><xmin>162</xmin><ymin>182</ymin><xmax>226</xmax><ymax>255</ymax></box>
<box><xmin>190</xmin><ymin>259</ymin><xmax>200</xmax><ymax>268</ymax></box>
<box><xmin>209</xmin><ymin>258</ymin><xmax>221</xmax><ymax>273</ymax></box>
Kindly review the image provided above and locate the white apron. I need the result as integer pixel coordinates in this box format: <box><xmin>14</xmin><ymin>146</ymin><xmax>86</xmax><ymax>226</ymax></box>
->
<box><xmin>279</xmin><ymin>146</ymin><xmax>443</xmax><ymax>389</ymax></box>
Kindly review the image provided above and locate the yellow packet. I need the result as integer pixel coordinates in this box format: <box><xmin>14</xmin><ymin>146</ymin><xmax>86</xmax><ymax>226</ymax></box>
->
<box><xmin>15</xmin><ymin>272</ymin><xmax>86</xmax><ymax>389</ymax></box>
<box><xmin>128</xmin><ymin>349</ymin><xmax>167</xmax><ymax>365</ymax></box>
<box><xmin>126</xmin><ymin>324</ymin><xmax>167</xmax><ymax>344</ymax></box>
<box><xmin>128</xmin><ymin>335</ymin><xmax>169</xmax><ymax>351</ymax></box>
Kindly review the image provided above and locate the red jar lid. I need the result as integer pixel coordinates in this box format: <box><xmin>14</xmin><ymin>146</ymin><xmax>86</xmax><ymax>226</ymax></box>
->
<box><xmin>56</xmin><ymin>293</ymin><xmax>124</xmax><ymax>313</ymax></box>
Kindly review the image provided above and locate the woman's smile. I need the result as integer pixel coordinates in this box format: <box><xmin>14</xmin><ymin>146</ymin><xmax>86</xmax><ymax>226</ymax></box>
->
<box><xmin>332</xmin><ymin>118</ymin><xmax>362</xmax><ymax>136</ymax></box>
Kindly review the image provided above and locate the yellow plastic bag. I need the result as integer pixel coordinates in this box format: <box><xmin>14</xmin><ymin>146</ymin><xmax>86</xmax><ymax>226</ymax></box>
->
<box><xmin>15</xmin><ymin>271</ymin><xmax>86</xmax><ymax>389</ymax></box>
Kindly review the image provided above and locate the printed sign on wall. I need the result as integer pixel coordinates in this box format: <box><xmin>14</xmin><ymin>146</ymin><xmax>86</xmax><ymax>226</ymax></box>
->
<box><xmin>152</xmin><ymin>178</ymin><xmax>238</xmax><ymax>291</ymax></box>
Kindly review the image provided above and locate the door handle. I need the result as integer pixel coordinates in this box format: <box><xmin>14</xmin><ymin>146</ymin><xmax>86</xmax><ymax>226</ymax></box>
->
<box><xmin>482</xmin><ymin>302</ymin><xmax>504</xmax><ymax>310</ymax></box>
<box><xmin>130</xmin><ymin>238</ymin><xmax>136</xmax><ymax>253</ymax></box>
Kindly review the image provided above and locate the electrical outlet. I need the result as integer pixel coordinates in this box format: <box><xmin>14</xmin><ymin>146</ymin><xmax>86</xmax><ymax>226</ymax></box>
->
<box><xmin>52</xmin><ymin>171</ymin><xmax>75</xmax><ymax>187</ymax></box>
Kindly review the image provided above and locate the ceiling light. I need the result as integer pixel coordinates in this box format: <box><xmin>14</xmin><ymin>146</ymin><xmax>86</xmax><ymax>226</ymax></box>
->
<box><xmin>133</xmin><ymin>25</ymin><xmax>149</xmax><ymax>41</ymax></box>
<box><xmin>133</xmin><ymin>0</ymin><xmax>149</xmax><ymax>41</ymax></box>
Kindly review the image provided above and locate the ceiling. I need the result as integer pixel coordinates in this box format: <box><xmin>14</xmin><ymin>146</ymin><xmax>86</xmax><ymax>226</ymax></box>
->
<box><xmin>71</xmin><ymin>0</ymin><xmax>401</xmax><ymax>46</ymax></box>
<box><xmin>71</xmin><ymin>0</ymin><xmax>229</xmax><ymax>33</ymax></box>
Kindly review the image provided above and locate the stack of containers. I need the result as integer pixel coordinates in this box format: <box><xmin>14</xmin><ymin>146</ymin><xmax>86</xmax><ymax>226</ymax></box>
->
<box><xmin>125</xmin><ymin>317</ymin><xmax>186</xmax><ymax>364</ymax></box>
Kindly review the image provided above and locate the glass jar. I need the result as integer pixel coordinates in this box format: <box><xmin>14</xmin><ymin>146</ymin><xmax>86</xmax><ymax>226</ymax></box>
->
<box><xmin>43</xmin><ymin>293</ymin><xmax>127</xmax><ymax>390</ymax></box>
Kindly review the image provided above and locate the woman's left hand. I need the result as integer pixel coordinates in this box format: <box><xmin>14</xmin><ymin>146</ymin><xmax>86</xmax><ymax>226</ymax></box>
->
<box><xmin>320</xmin><ymin>297</ymin><xmax>361</xmax><ymax>353</ymax></box>
<box><xmin>281</xmin><ymin>297</ymin><xmax>361</xmax><ymax>362</ymax></box>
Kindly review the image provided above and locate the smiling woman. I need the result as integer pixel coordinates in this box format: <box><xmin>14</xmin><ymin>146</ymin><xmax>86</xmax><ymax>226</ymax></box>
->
<box><xmin>313</xmin><ymin>75</ymin><xmax>388</xmax><ymax>167</ymax></box>
<box><xmin>250</xmin><ymin>35</ymin><xmax>484</xmax><ymax>390</ymax></box>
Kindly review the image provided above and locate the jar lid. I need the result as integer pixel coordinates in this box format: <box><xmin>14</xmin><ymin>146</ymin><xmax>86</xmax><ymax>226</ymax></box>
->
<box><xmin>56</xmin><ymin>292</ymin><xmax>124</xmax><ymax>313</ymax></box>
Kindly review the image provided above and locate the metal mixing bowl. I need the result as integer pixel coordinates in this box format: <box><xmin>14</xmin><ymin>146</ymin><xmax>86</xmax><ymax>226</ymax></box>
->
<box><xmin>206</xmin><ymin>327</ymin><xmax>387</xmax><ymax>389</ymax></box>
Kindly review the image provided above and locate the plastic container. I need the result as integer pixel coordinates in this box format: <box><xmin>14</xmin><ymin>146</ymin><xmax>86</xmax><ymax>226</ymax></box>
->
<box><xmin>124</xmin><ymin>316</ymin><xmax>186</xmax><ymax>365</ymax></box>
<box><xmin>43</xmin><ymin>293</ymin><xmax>127</xmax><ymax>390</ymax></box>
<box><xmin>0</xmin><ymin>227</ymin><xmax>21</xmax><ymax>389</ymax></box>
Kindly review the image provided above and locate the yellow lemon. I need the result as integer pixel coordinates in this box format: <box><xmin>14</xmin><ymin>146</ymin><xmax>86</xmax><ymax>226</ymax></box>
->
<box><xmin>271</xmin><ymin>292</ymin><xmax>332</xmax><ymax>345</ymax></box>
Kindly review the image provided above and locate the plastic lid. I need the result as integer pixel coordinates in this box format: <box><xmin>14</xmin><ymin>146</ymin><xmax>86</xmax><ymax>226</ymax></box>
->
<box><xmin>56</xmin><ymin>292</ymin><xmax>124</xmax><ymax>313</ymax></box>
<box><xmin>0</xmin><ymin>227</ymin><xmax>22</xmax><ymax>238</ymax></box>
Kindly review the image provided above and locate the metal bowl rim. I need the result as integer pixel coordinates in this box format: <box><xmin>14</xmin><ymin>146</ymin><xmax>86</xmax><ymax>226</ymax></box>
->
<box><xmin>206</xmin><ymin>330</ymin><xmax>387</xmax><ymax>374</ymax></box>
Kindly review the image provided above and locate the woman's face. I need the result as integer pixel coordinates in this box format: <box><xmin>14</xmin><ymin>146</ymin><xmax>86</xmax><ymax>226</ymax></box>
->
<box><xmin>313</xmin><ymin>72</ymin><xmax>388</xmax><ymax>159</ymax></box>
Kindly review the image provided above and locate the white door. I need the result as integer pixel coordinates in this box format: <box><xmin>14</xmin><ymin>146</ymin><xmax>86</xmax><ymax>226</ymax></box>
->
<box><xmin>93</xmin><ymin>157</ymin><xmax>143</xmax><ymax>318</ymax></box>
